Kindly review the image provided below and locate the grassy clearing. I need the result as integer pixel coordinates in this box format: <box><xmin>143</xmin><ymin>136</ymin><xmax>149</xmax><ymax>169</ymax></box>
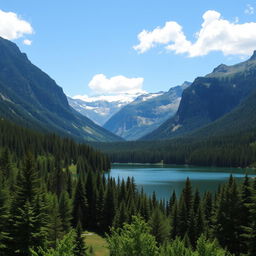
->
<box><xmin>84</xmin><ymin>232</ymin><xmax>109</xmax><ymax>256</ymax></box>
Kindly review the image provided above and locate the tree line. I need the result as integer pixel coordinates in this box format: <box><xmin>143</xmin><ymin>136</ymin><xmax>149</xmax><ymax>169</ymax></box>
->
<box><xmin>93</xmin><ymin>129</ymin><xmax>256</xmax><ymax>167</ymax></box>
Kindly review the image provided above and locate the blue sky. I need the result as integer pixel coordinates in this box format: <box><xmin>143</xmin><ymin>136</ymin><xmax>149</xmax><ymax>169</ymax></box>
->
<box><xmin>1</xmin><ymin>0</ymin><xmax>256</xmax><ymax>97</ymax></box>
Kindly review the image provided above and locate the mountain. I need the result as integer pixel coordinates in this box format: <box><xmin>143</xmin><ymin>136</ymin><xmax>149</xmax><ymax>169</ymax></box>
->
<box><xmin>68</xmin><ymin>93</ymin><xmax>142</xmax><ymax>125</ymax></box>
<box><xmin>0</xmin><ymin>37</ymin><xmax>122</xmax><ymax>142</ymax></box>
<box><xmin>142</xmin><ymin>52</ymin><xmax>256</xmax><ymax>140</ymax></box>
<box><xmin>189</xmin><ymin>87</ymin><xmax>256</xmax><ymax>139</ymax></box>
<box><xmin>103</xmin><ymin>82</ymin><xmax>190</xmax><ymax>140</ymax></box>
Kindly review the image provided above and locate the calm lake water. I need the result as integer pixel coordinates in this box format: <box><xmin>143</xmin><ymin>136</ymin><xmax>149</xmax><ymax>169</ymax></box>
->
<box><xmin>107</xmin><ymin>164</ymin><xmax>256</xmax><ymax>200</ymax></box>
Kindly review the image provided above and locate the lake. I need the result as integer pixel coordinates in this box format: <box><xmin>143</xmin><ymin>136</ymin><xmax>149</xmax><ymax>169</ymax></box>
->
<box><xmin>106</xmin><ymin>164</ymin><xmax>256</xmax><ymax>200</ymax></box>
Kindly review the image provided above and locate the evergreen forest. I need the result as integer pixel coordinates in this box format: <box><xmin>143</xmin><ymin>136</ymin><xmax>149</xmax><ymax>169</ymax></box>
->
<box><xmin>0</xmin><ymin>119</ymin><xmax>256</xmax><ymax>255</ymax></box>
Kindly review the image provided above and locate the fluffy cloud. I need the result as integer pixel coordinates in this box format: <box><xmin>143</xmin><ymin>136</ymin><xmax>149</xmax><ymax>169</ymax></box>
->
<box><xmin>0</xmin><ymin>9</ymin><xmax>33</xmax><ymax>40</ymax></box>
<box><xmin>245</xmin><ymin>4</ymin><xmax>254</xmax><ymax>15</ymax></box>
<box><xmin>134</xmin><ymin>10</ymin><xmax>256</xmax><ymax>57</ymax></box>
<box><xmin>88</xmin><ymin>74</ymin><xmax>144</xmax><ymax>94</ymax></box>
<box><xmin>23</xmin><ymin>39</ymin><xmax>32</xmax><ymax>45</ymax></box>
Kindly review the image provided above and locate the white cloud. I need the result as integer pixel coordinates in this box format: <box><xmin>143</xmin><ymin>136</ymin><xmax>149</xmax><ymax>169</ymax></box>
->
<box><xmin>23</xmin><ymin>39</ymin><xmax>32</xmax><ymax>45</ymax></box>
<box><xmin>245</xmin><ymin>4</ymin><xmax>254</xmax><ymax>15</ymax></box>
<box><xmin>0</xmin><ymin>9</ymin><xmax>33</xmax><ymax>40</ymax></box>
<box><xmin>134</xmin><ymin>10</ymin><xmax>256</xmax><ymax>57</ymax></box>
<box><xmin>88</xmin><ymin>74</ymin><xmax>145</xmax><ymax>94</ymax></box>
<box><xmin>133</xmin><ymin>21</ymin><xmax>191</xmax><ymax>54</ymax></box>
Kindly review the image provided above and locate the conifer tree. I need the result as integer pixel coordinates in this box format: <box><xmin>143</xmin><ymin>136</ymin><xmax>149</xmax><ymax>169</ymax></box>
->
<box><xmin>239</xmin><ymin>174</ymin><xmax>252</xmax><ymax>254</ymax></box>
<box><xmin>113</xmin><ymin>201</ymin><xmax>129</xmax><ymax>228</ymax></box>
<box><xmin>59</xmin><ymin>191</ymin><xmax>72</xmax><ymax>233</ymax></box>
<box><xmin>170</xmin><ymin>201</ymin><xmax>178</xmax><ymax>239</ymax></box>
<box><xmin>214</xmin><ymin>177</ymin><xmax>242</xmax><ymax>254</ymax></box>
<box><xmin>48</xmin><ymin>195</ymin><xmax>63</xmax><ymax>248</ymax></box>
<box><xmin>73</xmin><ymin>222</ymin><xmax>88</xmax><ymax>256</ymax></box>
<box><xmin>9</xmin><ymin>152</ymin><xmax>44</xmax><ymax>256</ymax></box>
<box><xmin>95</xmin><ymin>182</ymin><xmax>104</xmax><ymax>231</ymax></box>
<box><xmin>247</xmin><ymin>187</ymin><xmax>256</xmax><ymax>256</ymax></box>
<box><xmin>102</xmin><ymin>180</ymin><xmax>116</xmax><ymax>232</ymax></box>
<box><xmin>85</xmin><ymin>170</ymin><xmax>97</xmax><ymax>229</ymax></box>
<box><xmin>149</xmin><ymin>208</ymin><xmax>170</xmax><ymax>245</ymax></box>
<box><xmin>72</xmin><ymin>176</ymin><xmax>88</xmax><ymax>229</ymax></box>
<box><xmin>0</xmin><ymin>185</ymin><xmax>9</xmax><ymax>255</ymax></box>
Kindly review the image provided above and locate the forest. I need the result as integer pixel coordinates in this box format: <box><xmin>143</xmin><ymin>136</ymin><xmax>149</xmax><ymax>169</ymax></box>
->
<box><xmin>0</xmin><ymin>119</ymin><xmax>256</xmax><ymax>256</ymax></box>
<box><xmin>93</xmin><ymin>128</ymin><xmax>256</xmax><ymax>167</ymax></box>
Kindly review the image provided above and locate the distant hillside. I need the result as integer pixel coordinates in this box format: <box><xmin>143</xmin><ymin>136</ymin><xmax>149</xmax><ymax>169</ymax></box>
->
<box><xmin>103</xmin><ymin>82</ymin><xmax>190</xmax><ymax>140</ymax></box>
<box><xmin>142</xmin><ymin>52</ymin><xmax>256</xmax><ymax>140</ymax></box>
<box><xmin>0</xmin><ymin>37</ymin><xmax>122</xmax><ymax>142</ymax></box>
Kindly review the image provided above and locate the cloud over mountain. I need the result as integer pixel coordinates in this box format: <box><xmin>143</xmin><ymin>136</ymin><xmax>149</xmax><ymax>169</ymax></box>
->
<box><xmin>134</xmin><ymin>10</ymin><xmax>256</xmax><ymax>57</ymax></box>
<box><xmin>88</xmin><ymin>74</ymin><xmax>145</xmax><ymax>94</ymax></box>
<box><xmin>0</xmin><ymin>9</ymin><xmax>33</xmax><ymax>42</ymax></box>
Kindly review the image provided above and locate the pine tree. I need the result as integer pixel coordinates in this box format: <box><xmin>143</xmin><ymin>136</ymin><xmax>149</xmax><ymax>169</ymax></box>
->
<box><xmin>9</xmin><ymin>153</ymin><xmax>44</xmax><ymax>256</ymax></box>
<box><xmin>102</xmin><ymin>180</ymin><xmax>116</xmax><ymax>232</ymax></box>
<box><xmin>73</xmin><ymin>222</ymin><xmax>88</xmax><ymax>256</ymax></box>
<box><xmin>85</xmin><ymin>170</ymin><xmax>97</xmax><ymax>230</ymax></box>
<box><xmin>170</xmin><ymin>201</ymin><xmax>178</xmax><ymax>239</ymax></box>
<box><xmin>48</xmin><ymin>195</ymin><xmax>63</xmax><ymax>248</ymax></box>
<box><xmin>149</xmin><ymin>208</ymin><xmax>170</xmax><ymax>245</ymax></box>
<box><xmin>33</xmin><ymin>191</ymin><xmax>50</xmax><ymax>250</ymax></box>
<box><xmin>167</xmin><ymin>191</ymin><xmax>176</xmax><ymax>216</ymax></box>
<box><xmin>59</xmin><ymin>191</ymin><xmax>72</xmax><ymax>233</ymax></box>
<box><xmin>95</xmin><ymin>182</ymin><xmax>104</xmax><ymax>232</ymax></box>
<box><xmin>0</xmin><ymin>185</ymin><xmax>9</xmax><ymax>255</ymax></box>
<box><xmin>113</xmin><ymin>201</ymin><xmax>129</xmax><ymax>228</ymax></box>
<box><xmin>214</xmin><ymin>177</ymin><xmax>242</xmax><ymax>254</ymax></box>
<box><xmin>240</xmin><ymin>174</ymin><xmax>252</xmax><ymax>254</ymax></box>
<box><xmin>247</xmin><ymin>185</ymin><xmax>256</xmax><ymax>256</ymax></box>
<box><xmin>72</xmin><ymin>177</ymin><xmax>88</xmax><ymax>229</ymax></box>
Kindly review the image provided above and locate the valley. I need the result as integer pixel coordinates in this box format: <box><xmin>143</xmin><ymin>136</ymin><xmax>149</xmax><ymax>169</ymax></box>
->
<box><xmin>0</xmin><ymin>5</ymin><xmax>256</xmax><ymax>254</ymax></box>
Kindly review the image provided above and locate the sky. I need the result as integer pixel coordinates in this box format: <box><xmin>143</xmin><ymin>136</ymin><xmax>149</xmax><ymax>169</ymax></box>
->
<box><xmin>1</xmin><ymin>0</ymin><xmax>256</xmax><ymax>98</ymax></box>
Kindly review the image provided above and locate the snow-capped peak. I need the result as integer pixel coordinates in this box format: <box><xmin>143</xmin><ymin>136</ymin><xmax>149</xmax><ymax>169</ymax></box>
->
<box><xmin>72</xmin><ymin>92</ymin><xmax>146</xmax><ymax>104</ymax></box>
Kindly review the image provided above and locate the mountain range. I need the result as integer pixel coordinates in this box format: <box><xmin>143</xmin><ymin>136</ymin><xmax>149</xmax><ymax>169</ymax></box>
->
<box><xmin>68</xmin><ymin>93</ymin><xmax>142</xmax><ymax>126</ymax></box>
<box><xmin>142</xmin><ymin>52</ymin><xmax>256</xmax><ymax>140</ymax></box>
<box><xmin>1</xmin><ymin>36</ymin><xmax>256</xmax><ymax>145</ymax></box>
<box><xmin>103</xmin><ymin>82</ymin><xmax>190</xmax><ymax>140</ymax></box>
<box><xmin>0</xmin><ymin>37</ymin><xmax>121</xmax><ymax>142</ymax></box>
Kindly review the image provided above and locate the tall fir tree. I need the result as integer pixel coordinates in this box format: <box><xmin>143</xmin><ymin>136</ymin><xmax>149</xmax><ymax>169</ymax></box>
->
<box><xmin>73</xmin><ymin>222</ymin><xmax>88</xmax><ymax>256</ymax></box>
<box><xmin>8</xmin><ymin>152</ymin><xmax>45</xmax><ymax>256</ymax></box>
<box><xmin>72</xmin><ymin>176</ymin><xmax>88</xmax><ymax>229</ymax></box>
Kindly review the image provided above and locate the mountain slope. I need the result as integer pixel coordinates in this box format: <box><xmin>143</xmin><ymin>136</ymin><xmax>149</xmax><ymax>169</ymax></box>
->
<box><xmin>0</xmin><ymin>37</ymin><xmax>121</xmax><ymax>142</ymax></box>
<box><xmin>103</xmin><ymin>82</ymin><xmax>190</xmax><ymax>140</ymax></box>
<box><xmin>68</xmin><ymin>93</ymin><xmax>141</xmax><ymax>126</ymax></box>
<box><xmin>189</xmin><ymin>88</ymin><xmax>256</xmax><ymax>139</ymax></box>
<box><xmin>142</xmin><ymin>52</ymin><xmax>256</xmax><ymax>140</ymax></box>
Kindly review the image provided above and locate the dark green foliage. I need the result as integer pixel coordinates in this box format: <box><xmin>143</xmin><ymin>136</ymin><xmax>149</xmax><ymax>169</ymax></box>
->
<box><xmin>1</xmin><ymin>114</ymin><xmax>256</xmax><ymax>256</ymax></box>
<box><xmin>149</xmin><ymin>208</ymin><xmax>170</xmax><ymax>245</ymax></box>
<box><xmin>214</xmin><ymin>177</ymin><xmax>242</xmax><ymax>254</ymax></box>
<box><xmin>0</xmin><ymin>184</ymin><xmax>9</xmax><ymax>255</ymax></box>
<box><xmin>73</xmin><ymin>222</ymin><xmax>88</xmax><ymax>256</ymax></box>
<box><xmin>72</xmin><ymin>176</ymin><xmax>88</xmax><ymax>229</ymax></box>
<box><xmin>8</xmin><ymin>153</ymin><xmax>47</xmax><ymax>256</ymax></box>
<box><xmin>48</xmin><ymin>195</ymin><xmax>63</xmax><ymax>248</ymax></box>
<box><xmin>59</xmin><ymin>192</ymin><xmax>72</xmax><ymax>233</ymax></box>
